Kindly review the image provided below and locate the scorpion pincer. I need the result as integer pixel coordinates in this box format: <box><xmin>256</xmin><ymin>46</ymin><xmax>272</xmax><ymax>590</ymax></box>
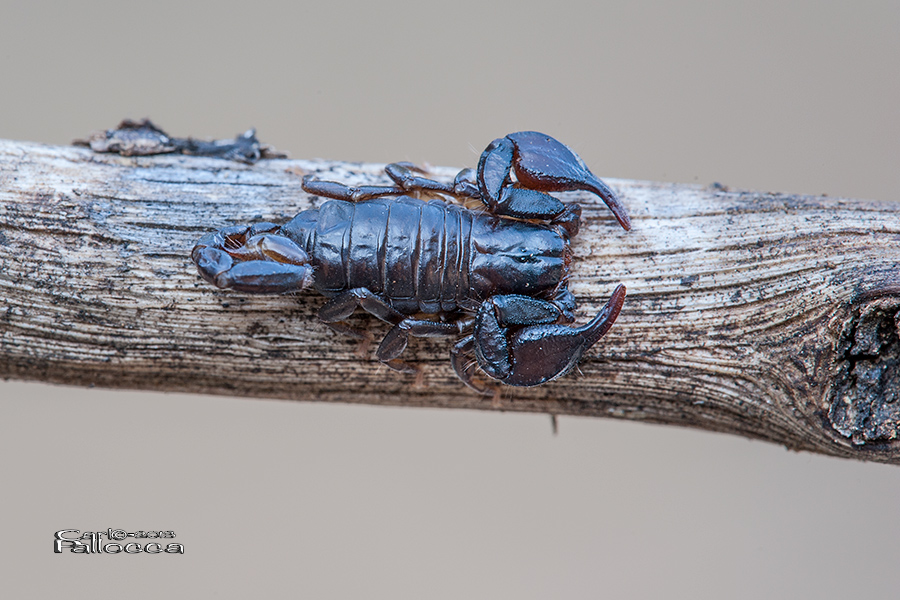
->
<box><xmin>192</xmin><ymin>132</ymin><xmax>630</xmax><ymax>394</ymax></box>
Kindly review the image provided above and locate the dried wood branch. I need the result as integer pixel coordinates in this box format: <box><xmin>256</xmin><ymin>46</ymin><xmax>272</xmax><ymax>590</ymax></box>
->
<box><xmin>1</xmin><ymin>139</ymin><xmax>898</xmax><ymax>464</ymax></box>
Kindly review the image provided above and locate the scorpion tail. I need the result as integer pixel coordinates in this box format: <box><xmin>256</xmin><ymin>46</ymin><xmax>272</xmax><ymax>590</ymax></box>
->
<box><xmin>192</xmin><ymin>227</ymin><xmax>315</xmax><ymax>294</ymax></box>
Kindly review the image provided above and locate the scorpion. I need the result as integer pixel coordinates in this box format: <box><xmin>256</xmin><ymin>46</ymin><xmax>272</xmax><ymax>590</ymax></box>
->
<box><xmin>192</xmin><ymin>131</ymin><xmax>630</xmax><ymax>393</ymax></box>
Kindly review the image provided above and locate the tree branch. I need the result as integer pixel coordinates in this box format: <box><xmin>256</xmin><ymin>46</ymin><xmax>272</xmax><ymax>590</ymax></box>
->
<box><xmin>2</xmin><ymin>139</ymin><xmax>899</xmax><ymax>464</ymax></box>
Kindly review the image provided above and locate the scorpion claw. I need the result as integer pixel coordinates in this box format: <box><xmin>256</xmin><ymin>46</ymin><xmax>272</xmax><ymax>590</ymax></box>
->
<box><xmin>508</xmin><ymin>131</ymin><xmax>631</xmax><ymax>231</ymax></box>
<box><xmin>478</xmin><ymin>131</ymin><xmax>631</xmax><ymax>230</ymax></box>
<box><xmin>477</xmin><ymin>136</ymin><xmax>515</xmax><ymax>203</ymax></box>
<box><xmin>496</xmin><ymin>187</ymin><xmax>565</xmax><ymax>220</ymax></box>
<box><xmin>473</xmin><ymin>285</ymin><xmax>626</xmax><ymax>387</ymax></box>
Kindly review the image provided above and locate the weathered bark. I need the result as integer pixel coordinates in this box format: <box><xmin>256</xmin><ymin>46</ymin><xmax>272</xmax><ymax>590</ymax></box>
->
<box><xmin>1</xmin><ymin>139</ymin><xmax>898</xmax><ymax>464</ymax></box>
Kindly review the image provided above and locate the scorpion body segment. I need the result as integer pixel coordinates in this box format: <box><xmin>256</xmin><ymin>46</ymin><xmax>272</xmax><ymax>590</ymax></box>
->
<box><xmin>279</xmin><ymin>197</ymin><xmax>570</xmax><ymax>314</ymax></box>
<box><xmin>192</xmin><ymin>132</ymin><xmax>629</xmax><ymax>393</ymax></box>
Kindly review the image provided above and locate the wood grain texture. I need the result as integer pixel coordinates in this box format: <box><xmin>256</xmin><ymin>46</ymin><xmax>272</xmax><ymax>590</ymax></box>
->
<box><xmin>1</xmin><ymin>139</ymin><xmax>899</xmax><ymax>463</ymax></box>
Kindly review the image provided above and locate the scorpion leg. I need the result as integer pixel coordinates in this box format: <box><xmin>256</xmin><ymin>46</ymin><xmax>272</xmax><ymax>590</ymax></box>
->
<box><xmin>477</xmin><ymin>131</ymin><xmax>631</xmax><ymax>231</ymax></box>
<box><xmin>382</xmin><ymin>163</ymin><xmax>486</xmax><ymax>207</ymax></box>
<box><xmin>450</xmin><ymin>336</ymin><xmax>493</xmax><ymax>395</ymax></box>
<box><xmin>304</xmin><ymin>164</ymin><xmax>482</xmax><ymax>204</ymax></box>
<box><xmin>318</xmin><ymin>287</ymin><xmax>406</xmax><ymax>325</ymax></box>
<box><xmin>384</xmin><ymin>162</ymin><xmax>455</xmax><ymax>194</ymax></box>
<box><xmin>471</xmin><ymin>285</ymin><xmax>626</xmax><ymax>387</ymax></box>
<box><xmin>378</xmin><ymin>318</ymin><xmax>467</xmax><ymax>379</ymax></box>
<box><xmin>302</xmin><ymin>174</ymin><xmax>404</xmax><ymax>202</ymax></box>
<box><xmin>319</xmin><ymin>289</ymin><xmax>469</xmax><ymax>378</ymax></box>
<box><xmin>317</xmin><ymin>288</ymin><xmax>436</xmax><ymax>369</ymax></box>
<box><xmin>191</xmin><ymin>224</ymin><xmax>314</xmax><ymax>294</ymax></box>
<box><xmin>384</xmin><ymin>162</ymin><xmax>485</xmax><ymax>199</ymax></box>
<box><xmin>317</xmin><ymin>288</ymin><xmax>405</xmax><ymax>352</ymax></box>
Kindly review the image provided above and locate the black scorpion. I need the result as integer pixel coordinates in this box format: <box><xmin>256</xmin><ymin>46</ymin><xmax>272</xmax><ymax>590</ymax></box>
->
<box><xmin>192</xmin><ymin>132</ymin><xmax>630</xmax><ymax>393</ymax></box>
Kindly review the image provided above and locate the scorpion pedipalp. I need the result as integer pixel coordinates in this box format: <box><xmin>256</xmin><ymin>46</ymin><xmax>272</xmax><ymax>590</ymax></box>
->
<box><xmin>478</xmin><ymin>131</ymin><xmax>631</xmax><ymax>231</ymax></box>
<box><xmin>462</xmin><ymin>284</ymin><xmax>626</xmax><ymax>390</ymax></box>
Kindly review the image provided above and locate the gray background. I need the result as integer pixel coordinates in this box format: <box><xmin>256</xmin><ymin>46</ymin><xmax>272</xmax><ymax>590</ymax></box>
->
<box><xmin>2</xmin><ymin>1</ymin><xmax>899</xmax><ymax>598</ymax></box>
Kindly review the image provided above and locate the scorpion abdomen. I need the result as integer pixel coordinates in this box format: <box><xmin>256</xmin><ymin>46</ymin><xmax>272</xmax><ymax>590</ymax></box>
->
<box><xmin>281</xmin><ymin>197</ymin><xmax>475</xmax><ymax>315</ymax></box>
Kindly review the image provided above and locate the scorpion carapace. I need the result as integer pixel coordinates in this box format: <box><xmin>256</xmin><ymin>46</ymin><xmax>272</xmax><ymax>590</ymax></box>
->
<box><xmin>192</xmin><ymin>131</ymin><xmax>629</xmax><ymax>393</ymax></box>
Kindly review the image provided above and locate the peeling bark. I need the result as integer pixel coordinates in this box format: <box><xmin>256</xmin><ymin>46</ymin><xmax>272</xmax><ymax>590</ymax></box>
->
<box><xmin>1</xmin><ymin>139</ymin><xmax>899</xmax><ymax>464</ymax></box>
